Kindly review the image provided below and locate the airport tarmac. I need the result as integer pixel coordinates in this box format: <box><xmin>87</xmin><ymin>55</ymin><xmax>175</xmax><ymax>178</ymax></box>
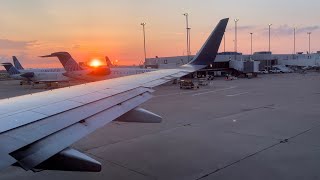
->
<box><xmin>0</xmin><ymin>72</ymin><xmax>320</xmax><ymax>180</ymax></box>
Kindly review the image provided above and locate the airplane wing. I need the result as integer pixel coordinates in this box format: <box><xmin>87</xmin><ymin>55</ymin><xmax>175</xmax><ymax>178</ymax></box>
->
<box><xmin>0</xmin><ymin>18</ymin><xmax>228</xmax><ymax>172</ymax></box>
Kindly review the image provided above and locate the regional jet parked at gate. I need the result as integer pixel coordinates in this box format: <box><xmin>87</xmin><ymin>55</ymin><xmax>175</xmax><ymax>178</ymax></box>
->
<box><xmin>11</xmin><ymin>54</ymin><xmax>156</xmax><ymax>84</ymax></box>
<box><xmin>0</xmin><ymin>18</ymin><xmax>228</xmax><ymax>172</ymax></box>
<box><xmin>1</xmin><ymin>62</ymin><xmax>70</xmax><ymax>86</ymax></box>
<box><xmin>41</xmin><ymin>52</ymin><xmax>157</xmax><ymax>81</ymax></box>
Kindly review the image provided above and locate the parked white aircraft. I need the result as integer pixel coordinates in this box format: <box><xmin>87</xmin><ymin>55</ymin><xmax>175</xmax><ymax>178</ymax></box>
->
<box><xmin>1</xmin><ymin>63</ymin><xmax>26</xmax><ymax>81</ymax></box>
<box><xmin>1</xmin><ymin>62</ymin><xmax>70</xmax><ymax>85</ymax></box>
<box><xmin>11</xmin><ymin>55</ymin><xmax>156</xmax><ymax>84</ymax></box>
<box><xmin>0</xmin><ymin>18</ymin><xmax>228</xmax><ymax>172</ymax></box>
<box><xmin>41</xmin><ymin>52</ymin><xmax>157</xmax><ymax>81</ymax></box>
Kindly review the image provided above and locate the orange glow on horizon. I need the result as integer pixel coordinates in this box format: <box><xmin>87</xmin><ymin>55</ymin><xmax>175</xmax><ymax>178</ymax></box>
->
<box><xmin>89</xmin><ymin>59</ymin><xmax>103</xmax><ymax>67</ymax></box>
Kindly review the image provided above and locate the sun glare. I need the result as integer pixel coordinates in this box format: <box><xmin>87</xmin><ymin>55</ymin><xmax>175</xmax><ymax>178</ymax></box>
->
<box><xmin>89</xmin><ymin>59</ymin><xmax>102</xmax><ymax>67</ymax></box>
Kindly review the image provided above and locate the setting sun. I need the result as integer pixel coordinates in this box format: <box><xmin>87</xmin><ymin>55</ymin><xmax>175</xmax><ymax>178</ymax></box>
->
<box><xmin>89</xmin><ymin>59</ymin><xmax>102</xmax><ymax>67</ymax></box>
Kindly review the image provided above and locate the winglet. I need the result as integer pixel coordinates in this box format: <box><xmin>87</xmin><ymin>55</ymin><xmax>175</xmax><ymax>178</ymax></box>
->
<box><xmin>188</xmin><ymin>18</ymin><xmax>229</xmax><ymax>65</ymax></box>
<box><xmin>13</xmin><ymin>56</ymin><xmax>24</xmax><ymax>70</ymax></box>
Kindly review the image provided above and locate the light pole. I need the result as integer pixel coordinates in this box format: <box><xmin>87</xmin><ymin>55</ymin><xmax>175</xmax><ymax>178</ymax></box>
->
<box><xmin>234</xmin><ymin>18</ymin><xmax>239</xmax><ymax>60</ymax></box>
<box><xmin>188</xmin><ymin>27</ymin><xmax>191</xmax><ymax>57</ymax></box>
<box><xmin>223</xmin><ymin>31</ymin><xmax>226</xmax><ymax>52</ymax></box>
<box><xmin>307</xmin><ymin>32</ymin><xmax>311</xmax><ymax>54</ymax></box>
<box><xmin>183</xmin><ymin>13</ymin><xmax>190</xmax><ymax>61</ymax></box>
<box><xmin>268</xmin><ymin>23</ymin><xmax>272</xmax><ymax>70</ymax></box>
<box><xmin>250</xmin><ymin>32</ymin><xmax>253</xmax><ymax>56</ymax></box>
<box><xmin>293</xmin><ymin>27</ymin><xmax>296</xmax><ymax>54</ymax></box>
<box><xmin>141</xmin><ymin>22</ymin><xmax>147</xmax><ymax>63</ymax></box>
<box><xmin>268</xmin><ymin>24</ymin><xmax>272</xmax><ymax>52</ymax></box>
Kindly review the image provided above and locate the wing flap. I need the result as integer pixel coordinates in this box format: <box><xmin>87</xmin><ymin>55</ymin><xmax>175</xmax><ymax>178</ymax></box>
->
<box><xmin>0</xmin><ymin>111</ymin><xmax>47</xmax><ymax>133</ymax></box>
<box><xmin>31</xmin><ymin>100</ymin><xmax>83</xmax><ymax>116</ymax></box>
<box><xmin>171</xmin><ymin>71</ymin><xmax>190</xmax><ymax>77</ymax></box>
<box><xmin>143</xmin><ymin>79</ymin><xmax>171</xmax><ymax>88</ymax></box>
<box><xmin>11</xmin><ymin>92</ymin><xmax>152</xmax><ymax>170</ymax></box>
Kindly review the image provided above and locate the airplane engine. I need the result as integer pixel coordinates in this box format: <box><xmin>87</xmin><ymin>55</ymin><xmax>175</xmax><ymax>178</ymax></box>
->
<box><xmin>20</xmin><ymin>72</ymin><xmax>35</xmax><ymax>78</ymax></box>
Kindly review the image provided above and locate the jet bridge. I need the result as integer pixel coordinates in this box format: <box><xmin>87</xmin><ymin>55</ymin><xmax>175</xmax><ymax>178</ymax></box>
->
<box><xmin>229</xmin><ymin>60</ymin><xmax>260</xmax><ymax>74</ymax></box>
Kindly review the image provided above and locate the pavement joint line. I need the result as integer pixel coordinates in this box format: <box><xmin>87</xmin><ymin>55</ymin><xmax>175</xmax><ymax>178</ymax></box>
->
<box><xmin>154</xmin><ymin>87</ymin><xmax>214</xmax><ymax>97</ymax></box>
<box><xmin>195</xmin><ymin>120</ymin><xmax>320</xmax><ymax>180</ymax></box>
<box><xmin>225</xmin><ymin>131</ymin><xmax>282</xmax><ymax>141</ymax></box>
<box><xmin>84</xmin><ymin>123</ymin><xmax>187</xmax><ymax>152</ymax></box>
<box><xmin>192</xmin><ymin>86</ymin><xmax>237</xmax><ymax>96</ymax></box>
<box><xmin>85</xmin><ymin>104</ymin><xmax>274</xmax><ymax>153</ymax></box>
<box><xmin>226</xmin><ymin>92</ymin><xmax>249</xmax><ymax>97</ymax></box>
<box><xmin>286</xmin><ymin>123</ymin><xmax>320</xmax><ymax>142</ymax></box>
<box><xmin>195</xmin><ymin>142</ymin><xmax>282</xmax><ymax>180</ymax></box>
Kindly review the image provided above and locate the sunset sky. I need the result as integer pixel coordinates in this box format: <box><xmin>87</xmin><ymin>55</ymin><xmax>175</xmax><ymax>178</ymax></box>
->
<box><xmin>0</xmin><ymin>0</ymin><xmax>319</xmax><ymax>69</ymax></box>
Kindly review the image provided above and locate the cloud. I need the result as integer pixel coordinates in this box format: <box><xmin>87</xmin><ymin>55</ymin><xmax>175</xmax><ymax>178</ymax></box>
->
<box><xmin>0</xmin><ymin>39</ymin><xmax>36</xmax><ymax>49</ymax></box>
<box><xmin>226</xmin><ymin>25</ymin><xmax>256</xmax><ymax>32</ymax></box>
<box><xmin>0</xmin><ymin>52</ymin><xmax>28</xmax><ymax>64</ymax></box>
<box><xmin>0</xmin><ymin>54</ymin><xmax>10</xmax><ymax>63</ymax></box>
<box><xmin>261</xmin><ymin>25</ymin><xmax>320</xmax><ymax>36</ymax></box>
<box><xmin>296</xmin><ymin>26</ymin><xmax>320</xmax><ymax>33</ymax></box>
<box><xmin>238</xmin><ymin>25</ymin><xmax>256</xmax><ymax>31</ymax></box>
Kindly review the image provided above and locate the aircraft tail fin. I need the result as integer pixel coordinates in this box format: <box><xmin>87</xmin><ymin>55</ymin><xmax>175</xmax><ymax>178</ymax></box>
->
<box><xmin>13</xmin><ymin>56</ymin><xmax>24</xmax><ymax>70</ymax></box>
<box><xmin>1</xmin><ymin>63</ymin><xmax>21</xmax><ymax>75</ymax></box>
<box><xmin>40</xmin><ymin>52</ymin><xmax>83</xmax><ymax>72</ymax></box>
<box><xmin>105</xmin><ymin>56</ymin><xmax>113</xmax><ymax>67</ymax></box>
<box><xmin>188</xmin><ymin>18</ymin><xmax>229</xmax><ymax>66</ymax></box>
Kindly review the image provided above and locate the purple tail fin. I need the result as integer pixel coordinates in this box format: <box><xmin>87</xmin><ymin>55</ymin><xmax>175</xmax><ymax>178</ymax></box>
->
<box><xmin>41</xmin><ymin>52</ymin><xmax>83</xmax><ymax>72</ymax></box>
<box><xmin>13</xmin><ymin>56</ymin><xmax>24</xmax><ymax>70</ymax></box>
<box><xmin>1</xmin><ymin>63</ymin><xmax>20</xmax><ymax>75</ymax></box>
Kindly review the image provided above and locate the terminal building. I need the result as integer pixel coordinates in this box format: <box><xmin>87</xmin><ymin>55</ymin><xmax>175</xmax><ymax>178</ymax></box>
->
<box><xmin>144</xmin><ymin>51</ymin><xmax>320</xmax><ymax>76</ymax></box>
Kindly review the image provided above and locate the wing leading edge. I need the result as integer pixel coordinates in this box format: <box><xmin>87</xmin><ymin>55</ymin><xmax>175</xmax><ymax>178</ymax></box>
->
<box><xmin>0</xmin><ymin>18</ymin><xmax>228</xmax><ymax>172</ymax></box>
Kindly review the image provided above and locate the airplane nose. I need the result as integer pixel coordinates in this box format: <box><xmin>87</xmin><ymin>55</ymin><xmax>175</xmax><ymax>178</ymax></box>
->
<box><xmin>20</xmin><ymin>72</ymin><xmax>34</xmax><ymax>78</ymax></box>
